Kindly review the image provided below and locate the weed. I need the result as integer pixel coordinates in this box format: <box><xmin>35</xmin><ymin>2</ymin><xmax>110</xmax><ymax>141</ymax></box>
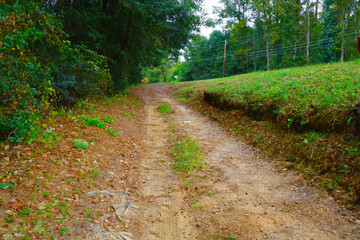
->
<box><xmin>132</xmin><ymin>99</ymin><xmax>141</xmax><ymax>106</ymax></box>
<box><xmin>176</xmin><ymin>97</ymin><xmax>187</xmax><ymax>102</ymax></box>
<box><xmin>39</xmin><ymin>129</ymin><xmax>60</xmax><ymax>149</ymax></box>
<box><xmin>167</xmin><ymin>124</ymin><xmax>178</xmax><ymax>135</ymax></box>
<box><xmin>170</xmin><ymin>135</ymin><xmax>205</xmax><ymax>174</ymax></box>
<box><xmin>108</xmin><ymin>127</ymin><xmax>118</xmax><ymax>136</ymax></box>
<box><xmin>226</xmin><ymin>234</ymin><xmax>235</xmax><ymax>240</ymax></box>
<box><xmin>19</xmin><ymin>209</ymin><xmax>31</xmax><ymax>216</ymax></box>
<box><xmin>0</xmin><ymin>181</ymin><xmax>17</xmax><ymax>190</ymax></box>
<box><xmin>77</xmin><ymin>115</ymin><xmax>106</xmax><ymax>129</ymax></box>
<box><xmin>157</xmin><ymin>104</ymin><xmax>174</xmax><ymax>115</ymax></box>
<box><xmin>208</xmin><ymin>190</ymin><xmax>214</xmax><ymax>198</ymax></box>
<box><xmin>191</xmin><ymin>198</ymin><xmax>203</xmax><ymax>210</ymax></box>
<box><xmin>103</xmin><ymin>115</ymin><xmax>116</xmax><ymax>123</ymax></box>
<box><xmin>74</xmin><ymin>139</ymin><xmax>89</xmax><ymax>149</ymax></box>
<box><xmin>124</xmin><ymin>112</ymin><xmax>134</xmax><ymax>117</ymax></box>
<box><xmin>61</xmin><ymin>228</ymin><xmax>68</xmax><ymax>236</ymax></box>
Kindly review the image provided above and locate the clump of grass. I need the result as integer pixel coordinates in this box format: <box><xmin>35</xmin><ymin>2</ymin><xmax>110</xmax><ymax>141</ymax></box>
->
<box><xmin>191</xmin><ymin>198</ymin><xmax>203</xmax><ymax>210</ymax></box>
<box><xmin>170</xmin><ymin>135</ymin><xmax>205</xmax><ymax>174</ymax></box>
<box><xmin>103</xmin><ymin>115</ymin><xmax>116</xmax><ymax>123</ymax></box>
<box><xmin>123</xmin><ymin>112</ymin><xmax>134</xmax><ymax>117</ymax></box>
<box><xmin>167</xmin><ymin>124</ymin><xmax>178</xmax><ymax>135</ymax></box>
<box><xmin>77</xmin><ymin>115</ymin><xmax>106</xmax><ymax>129</ymax></box>
<box><xmin>176</xmin><ymin>97</ymin><xmax>188</xmax><ymax>102</ymax></box>
<box><xmin>73</xmin><ymin>139</ymin><xmax>89</xmax><ymax>149</ymax></box>
<box><xmin>157</xmin><ymin>104</ymin><xmax>174</xmax><ymax>115</ymax></box>
<box><xmin>108</xmin><ymin>127</ymin><xmax>117</xmax><ymax>136</ymax></box>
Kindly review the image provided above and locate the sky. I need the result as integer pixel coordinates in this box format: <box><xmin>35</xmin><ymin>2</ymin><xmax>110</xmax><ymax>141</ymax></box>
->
<box><xmin>199</xmin><ymin>0</ymin><xmax>223</xmax><ymax>38</ymax></box>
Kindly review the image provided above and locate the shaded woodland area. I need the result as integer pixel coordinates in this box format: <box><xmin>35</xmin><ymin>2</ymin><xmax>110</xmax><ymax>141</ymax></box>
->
<box><xmin>0</xmin><ymin>0</ymin><xmax>201</xmax><ymax>142</ymax></box>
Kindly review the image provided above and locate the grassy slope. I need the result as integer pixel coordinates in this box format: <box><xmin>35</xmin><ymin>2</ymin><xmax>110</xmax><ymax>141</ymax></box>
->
<box><xmin>175</xmin><ymin>60</ymin><xmax>360</xmax><ymax>205</ymax></box>
<box><xmin>178</xmin><ymin>60</ymin><xmax>360</xmax><ymax>133</ymax></box>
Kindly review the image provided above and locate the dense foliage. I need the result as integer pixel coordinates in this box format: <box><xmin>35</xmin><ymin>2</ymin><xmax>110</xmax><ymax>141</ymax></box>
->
<box><xmin>0</xmin><ymin>0</ymin><xmax>201</xmax><ymax>142</ymax></box>
<box><xmin>177</xmin><ymin>0</ymin><xmax>360</xmax><ymax>81</ymax></box>
<box><xmin>0</xmin><ymin>1</ymin><xmax>112</xmax><ymax>142</ymax></box>
<box><xmin>45</xmin><ymin>0</ymin><xmax>202</xmax><ymax>90</ymax></box>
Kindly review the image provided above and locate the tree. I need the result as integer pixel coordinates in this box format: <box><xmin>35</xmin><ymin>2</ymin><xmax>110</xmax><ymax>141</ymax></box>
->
<box><xmin>321</xmin><ymin>0</ymin><xmax>340</xmax><ymax>62</ymax></box>
<box><xmin>46</xmin><ymin>0</ymin><xmax>202</xmax><ymax>90</ymax></box>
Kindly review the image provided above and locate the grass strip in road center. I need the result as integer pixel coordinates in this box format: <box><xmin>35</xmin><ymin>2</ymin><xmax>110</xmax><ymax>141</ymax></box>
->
<box><xmin>170</xmin><ymin>135</ymin><xmax>205</xmax><ymax>175</ymax></box>
<box><xmin>157</xmin><ymin>104</ymin><xmax>174</xmax><ymax>115</ymax></box>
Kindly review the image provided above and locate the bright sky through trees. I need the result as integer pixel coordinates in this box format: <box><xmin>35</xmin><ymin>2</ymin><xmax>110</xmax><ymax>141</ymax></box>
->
<box><xmin>200</xmin><ymin>0</ymin><xmax>223</xmax><ymax>37</ymax></box>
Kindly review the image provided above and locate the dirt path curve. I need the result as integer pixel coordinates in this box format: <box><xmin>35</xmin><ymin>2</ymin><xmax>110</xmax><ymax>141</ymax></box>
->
<box><xmin>130</xmin><ymin>84</ymin><xmax>360</xmax><ymax>240</ymax></box>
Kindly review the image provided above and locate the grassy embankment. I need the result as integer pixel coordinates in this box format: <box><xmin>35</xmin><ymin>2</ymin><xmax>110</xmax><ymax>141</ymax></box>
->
<box><xmin>175</xmin><ymin>59</ymin><xmax>360</xmax><ymax>205</ymax></box>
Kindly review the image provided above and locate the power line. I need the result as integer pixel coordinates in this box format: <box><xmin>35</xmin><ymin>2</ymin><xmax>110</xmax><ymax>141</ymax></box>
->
<box><xmin>182</xmin><ymin>33</ymin><xmax>358</xmax><ymax>64</ymax></box>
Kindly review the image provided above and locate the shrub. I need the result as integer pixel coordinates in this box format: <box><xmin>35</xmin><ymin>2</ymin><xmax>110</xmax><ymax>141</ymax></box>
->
<box><xmin>0</xmin><ymin>2</ymin><xmax>112</xmax><ymax>142</ymax></box>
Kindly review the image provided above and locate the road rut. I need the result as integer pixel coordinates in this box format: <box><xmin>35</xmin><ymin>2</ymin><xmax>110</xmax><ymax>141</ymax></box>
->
<box><xmin>130</xmin><ymin>84</ymin><xmax>360</xmax><ymax>240</ymax></box>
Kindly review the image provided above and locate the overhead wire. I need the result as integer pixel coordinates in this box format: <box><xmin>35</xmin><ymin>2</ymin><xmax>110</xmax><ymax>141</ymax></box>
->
<box><xmin>182</xmin><ymin>32</ymin><xmax>358</xmax><ymax>64</ymax></box>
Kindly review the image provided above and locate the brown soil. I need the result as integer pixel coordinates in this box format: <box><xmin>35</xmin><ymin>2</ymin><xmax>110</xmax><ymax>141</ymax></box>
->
<box><xmin>128</xmin><ymin>84</ymin><xmax>360</xmax><ymax>240</ymax></box>
<box><xmin>1</xmin><ymin>83</ymin><xmax>359</xmax><ymax>240</ymax></box>
<box><xmin>0</xmin><ymin>94</ymin><xmax>146</xmax><ymax>239</ymax></box>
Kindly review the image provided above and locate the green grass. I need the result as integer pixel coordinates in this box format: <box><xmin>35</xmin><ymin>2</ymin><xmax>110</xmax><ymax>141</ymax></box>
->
<box><xmin>170</xmin><ymin>135</ymin><xmax>205</xmax><ymax>174</ymax></box>
<box><xmin>174</xmin><ymin>60</ymin><xmax>360</xmax><ymax>204</ymax></box>
<box><xmin>176</xmin><ymin>59</ymin><xmax>360</xmax><ymax>133</ymax></box>
<box><xmin>77</xmin><ymin>115</ymin><xmax>106</xmax><ymax>129</ymax></box>
<box><xmin>157</xmin><ymin>104</ymin><xmax>174</xmax><ymax>115</ymax></box>
<box><xmin>73</xmin><ymin>139</ymin><xmax>89</xmax><ymax>149</ymax></box>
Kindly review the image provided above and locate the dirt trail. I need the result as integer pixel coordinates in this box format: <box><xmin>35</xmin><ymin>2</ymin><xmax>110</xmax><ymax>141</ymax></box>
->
<box><xmin>129</xmin><ymin>84</ymin><xmax>199</xmax><ymax>239</ymax></box>
<box><xmin>130</xmin><ymin>84</ymin><xmax>360</xmax><ymax>240</ymax></box>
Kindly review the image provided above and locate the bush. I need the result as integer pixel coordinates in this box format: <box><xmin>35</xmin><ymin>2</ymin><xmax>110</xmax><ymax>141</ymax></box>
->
<box><xmin>0</xmin><ymin>2</ymin><xmax>112</xmax><ymax>142</ymax></box>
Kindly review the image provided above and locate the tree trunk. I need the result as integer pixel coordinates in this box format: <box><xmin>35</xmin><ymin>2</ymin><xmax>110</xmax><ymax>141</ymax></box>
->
<box><xmin>355</xmin><ymin>0</ymin><xmax>358</xmax><ymax>38</ymax></box>
<box><xmin>341</xmin><ymin>11</ymin><xmax>346</xmax><ymax>62</ymax></box>
<box><xmin>266</xmin><ymin>32</ymin><xmax>270</xmax><ymax>71</ymax></box>
<box><xmin>315</xmin><ymin>0</ymin><xmax>319</xmax><ymax>20</ymax></box>
<box><xmin>293</xmin><ymin>40</ymin><xmax>297</xmax><ymax>61</ymax></box>
<box><xmin>306</xmin><ymin>0</ymin><xmax>310</xmax><ymax>64</ymax></box>
<box><xmin>102</xmin><ymin>0</ymin><xmax>108</xmax><ymax>12</ymax></box>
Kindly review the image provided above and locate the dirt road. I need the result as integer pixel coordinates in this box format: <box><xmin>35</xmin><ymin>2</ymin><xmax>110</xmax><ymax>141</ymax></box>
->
<box><xmin>129</xmin><ymin>84</ymin><xmax>360</xmax><ymax>240</ymax></box>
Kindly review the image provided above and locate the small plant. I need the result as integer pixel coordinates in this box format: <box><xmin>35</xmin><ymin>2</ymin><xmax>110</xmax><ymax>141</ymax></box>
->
<box><xmin>170</xmin><ymin>135</ymin><xmax>205</xmax><ymax>174</ymax></box>
<box><xmin>103</xmin><ymin>115</ymin><xmax>116</xmax><ymax>123</ymax></box>
<box><xmin>77</xmin><ymin>115</ymin><xmax>106</xmax><ymax>129</ymax></box>
<box><xmin>176</xmin><ymin>97</ymin><xmax>187</xmax><ymax>102</ymax></box>
<box><xmin>39</xmin><ymin>129</ymin><xmax>59</xmax><ymax>149</ymax></box>
<box><xmin>191</xmin><ymin>198</ymin><xmax>203</xmax><ymax>210</ymax></box>
<box><xmin>133</xmin><ymin>99</ymin><xmax>141</xmax><ymax>106</ymax></box>
<box><xmin>124</xmin><ymin>112</ymin><xmax>134</xmax><ymax>117</ymax></box>
<box><xmin>167</xmin><ymin>124</ymin><xmax>178</xmax><ymax>135</ymax></box>
<box><xmin>19</xmin><ymin>209</ymin><xmax>31</xmax><ymax>216</ymax></box>
<box><xmin>226</xmin><ymin>234</ymin><xmax>235</xmax><ymax>240</ymax></box>
<box><xmin>157</xmin><ymin>104</ymin><xmax>174</xmax><ymax>115</ymax></box>
<box><xmin>61</xmin><ymin>228</ymin><xmax>68</xmax><ymax>236</ymax></box>
<box><xmin>108</xmin><ymin>127</ymin><xmax>117</xmax><ymax>136</ymax></box>
<box><xmin>74</xmin><ymin>139</ymin><xmax>89</xmax><ymax>149</ymax></box>
<box><xmin>208</xmin><ymin>190</ymin><xmax>214</xmax><ymax>198</ymax></box>
<box><xmin>0</xmin><ymin>181</ymin><xmax>17</xmax><ymax>190</ymax></box>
